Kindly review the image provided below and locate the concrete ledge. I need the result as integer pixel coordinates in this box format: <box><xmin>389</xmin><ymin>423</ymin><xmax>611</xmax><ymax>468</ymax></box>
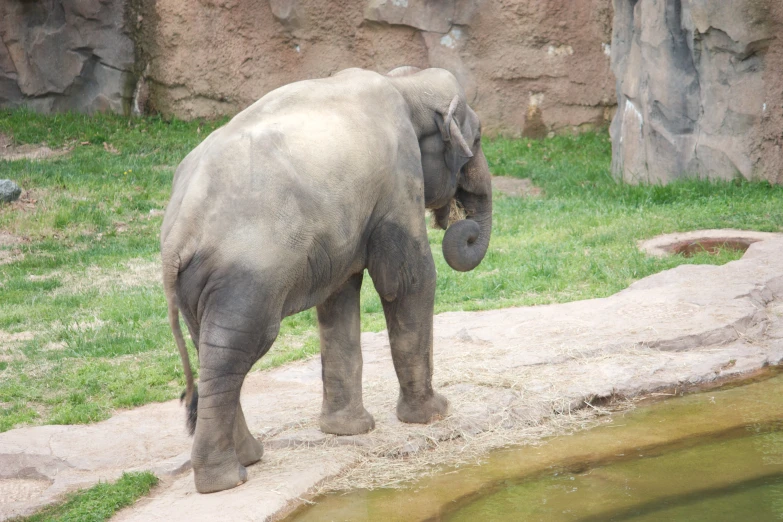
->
<box><xmin>3</xmin><ymin>237</ymin><xmax>783</xmax><ymax>521</ymax></box>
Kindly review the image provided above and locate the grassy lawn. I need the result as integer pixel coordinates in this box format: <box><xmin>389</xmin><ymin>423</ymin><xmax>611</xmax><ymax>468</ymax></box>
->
<box><xmin>12</xmin><ymin>472</ymin><xmax>158</xmax><ymax>522</ymax></box>
<box><xmin>1</xmin><ymin>110</ymin><xmax>783</xmax><ymax>433</ymax></box>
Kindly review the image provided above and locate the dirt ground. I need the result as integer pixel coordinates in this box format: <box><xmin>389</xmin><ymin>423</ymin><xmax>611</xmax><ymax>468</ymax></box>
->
<box><xmin>491</xmin><ymin>176</ymin><xmax>542</xmax><ymax>198</ymax></box>
<box><xmin>1</xmin><ymin>233</ymin><xmax>783</xmax><ymax>521</ymax></box>
<box><xmin>0</xmin><ymin>231</ymin><xmax>25</xmax><ymax>265</ymax></box>
<box><xmin>0</xmin><ymin>134</ymin><xmax>71</xmax><ymax>162</ymax></box>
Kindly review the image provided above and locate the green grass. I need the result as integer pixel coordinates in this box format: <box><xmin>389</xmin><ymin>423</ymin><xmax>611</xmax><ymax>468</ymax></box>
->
<box><xmin>12</xmin><ymin>471</ymin><xmax>158</xmax><ymax>522</ymax></box>
<box><xmin>2</xmin><ymin>109</ymin><xmax>783</xmax><ymax>432</ymax></box>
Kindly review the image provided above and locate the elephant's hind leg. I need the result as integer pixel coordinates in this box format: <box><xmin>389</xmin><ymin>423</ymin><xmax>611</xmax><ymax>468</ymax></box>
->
<box><xmin>191</xmin><ymin>289</ymin><xmax>280</xmax><ymax>494</ymax></box>
<box><xmin>317</xmin><ymin>272</ymin><xmax>375</xmax><ymax>435</ymax></box>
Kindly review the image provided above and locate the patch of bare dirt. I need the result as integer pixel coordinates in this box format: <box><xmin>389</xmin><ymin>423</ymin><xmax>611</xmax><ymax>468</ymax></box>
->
<box><xmin>0</xmin><ymin>232</ymin><xmax>26</xmax><ymax>265</ymax></box>
<box><xmin>0</xmin><ymin>330</ymin><xmax>34</xmax><ymax>362</ymax></box>
<box><xmin>491</xmin><ymin>176</ymin><xmax>542</xmax><ymax>197</ymax></box>
<box><xmin>639</xmin><ymin>229</ymin><xmax>783</xmax><ymax>258</ymax></box>
<box><xmin>0</xmin><ymin>232</ymin><xmax>22</xmax><ymax>247</ymax></box>
<box><xmin>26</xmin><ymin>273</ymin><xmax>57</xmax><ymax>282</ymax></box>
<box><xmin>1</xmin><ymin>189</ymin><xmax>43</xmax><ymax>215</ymax></box>
<box><xmin>0</xmin><ymin>331</ymin><xmax>34</xmax><ymax>344</ymax></box>
<box><xmin>56</xmin><ymin>258</ymin><xmax>161</xmax><ymax>295</ymax></box>
<box><xmin>47</xmin><ymin>318</ymin><xmax>105</xmax><ymax>333</ymax></box>
<box><xmin>0</xmin><ymin>134</ymin><xmax>71</xmax><ymax>161</ymax></box>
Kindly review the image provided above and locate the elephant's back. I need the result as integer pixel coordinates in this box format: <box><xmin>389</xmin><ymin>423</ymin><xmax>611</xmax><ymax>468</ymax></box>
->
<box><xmin>236</xmin><ymin>69</ymin><xmax>404</xmax><ymax>125</ymax></box>
<box><xmin>185</xmin><ymin>70</ymin><xmax>412</xmax><ymax>228</ymax></box>
<box><xmin>163</xmin><ymin>69</ymin><xmax>418</xmax><ymax>294</ymax></box>
<box><xmin>229</xmin><ymin>70</ymin><xmax>411</xmax><ymax>181</ymax></box>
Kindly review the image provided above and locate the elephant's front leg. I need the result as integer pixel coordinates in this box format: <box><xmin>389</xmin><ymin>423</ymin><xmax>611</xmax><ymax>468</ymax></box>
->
<box><xmin>376</xmin><ymin>253</ymin><xmax>449</xmax><ymax>424</ymax></box>
<box><xmin>317</xmin><ymin>272</ymin><xmax>375</xmax><ymax>435</ymax></box>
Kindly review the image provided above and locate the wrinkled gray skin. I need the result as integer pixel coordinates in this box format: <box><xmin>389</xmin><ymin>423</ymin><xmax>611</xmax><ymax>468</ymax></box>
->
<box><xmin>160</xmin><ymin>67</ymin><xmax>492</xmax><ymax>493</ymax></box>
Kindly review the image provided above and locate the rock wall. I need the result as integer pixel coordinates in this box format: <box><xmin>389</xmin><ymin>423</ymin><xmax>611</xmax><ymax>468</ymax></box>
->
<box><xmin>756</xmin><ymin>0</ymin><xmax>783</xmax><ymax>185</ymax></box>
<box><xmin>1</xmin><ymin>0</ymin><xmax>616</xmax><ymax>136</ymax></box>
<box><xmin>610</xmin><ymin>0</ymin><xmax>783</xmax><ymax>184</ymax></box>
<box><xmin>0</xmin><ymin>0</ymin><xmax>137</xmax><ymax>114</ymax></box>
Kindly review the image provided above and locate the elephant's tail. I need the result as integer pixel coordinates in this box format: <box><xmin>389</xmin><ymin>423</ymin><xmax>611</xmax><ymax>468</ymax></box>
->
<box><xmin>162</xmin><ymin>246</ymin><xmax>198</xmax><ymax>436</ymax></box>
<box><xmin>168</xmin><ymin>296</ymin><xmax>198</xmax><ymax>436</ymax></box>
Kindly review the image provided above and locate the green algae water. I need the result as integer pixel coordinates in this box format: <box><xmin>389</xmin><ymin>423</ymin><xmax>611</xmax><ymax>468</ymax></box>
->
<box><xmin>446</xmin><ymin>423</ymin><xmax>783</xmax><ymax>521</ymax></box>
<box><xmin>289</xmin><ymin>372</ymin><xmax>783</xmax><ymax>521</ymax></box>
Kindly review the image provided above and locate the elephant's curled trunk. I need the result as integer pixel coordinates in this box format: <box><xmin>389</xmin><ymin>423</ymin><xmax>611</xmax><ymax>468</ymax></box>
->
<box><xmin>442</xmin><ymin>150</ymin><xmax>492</xmax><ymax>272</ymax></box>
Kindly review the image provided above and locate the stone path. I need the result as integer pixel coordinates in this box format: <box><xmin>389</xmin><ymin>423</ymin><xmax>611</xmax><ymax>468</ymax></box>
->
<box><xmin>2</xmin><ymin>236</ymin><xmax>783</xmax><ymax>521</ymax></box>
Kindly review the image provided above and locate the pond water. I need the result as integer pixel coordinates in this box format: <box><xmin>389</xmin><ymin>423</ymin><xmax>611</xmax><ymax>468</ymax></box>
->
<box><xmin>288</xmin><ymin>371</ymin><xmax>783</xmax><ymax>521</ymax></box>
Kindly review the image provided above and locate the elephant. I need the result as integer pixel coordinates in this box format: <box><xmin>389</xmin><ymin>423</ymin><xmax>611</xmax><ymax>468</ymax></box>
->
<box><xmin>160</xmin><ymin>66</ymin><xmax>492</xmax><ymax>493</ymax></box>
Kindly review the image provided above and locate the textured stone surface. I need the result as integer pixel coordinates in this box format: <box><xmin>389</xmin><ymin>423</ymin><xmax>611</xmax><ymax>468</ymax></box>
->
<box><xmin>135</xmin><ymin>0</ymin><xmax>615</xmax><ymax>135</ymax></box>
<box><xmin>0</xmin><ymin>180</ymin><xmax>21</xmax><ymax>203</ymax></box>
<box><xmin>4</xmin><ymin>0</ymin><xmax>782</xmax><ymax>170</ymax></box>
<box><xmin>3</xmin><ymin>237</ymin><xmax>783</xmax><ymax>521</ymax></box>
<box><xmin>0</xmin><ymin>0</ymin><xmax>136</xmax><ymax>114</ymax></box>
<box><xmin>610</xmin><ymin>0</ymin><xmax>783</xmax><ymax>183</ymax></box>
<box><xmin>3</xmin><ymin>0</ymin><xmax>618</xmax><ymax>133</ymax></box>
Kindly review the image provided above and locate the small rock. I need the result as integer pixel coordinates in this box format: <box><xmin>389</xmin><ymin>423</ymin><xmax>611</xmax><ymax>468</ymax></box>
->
<box><xmin>397</xmin><ymin>439</ymin><xmax>422</xmax><ymax>456</ymax></box>
<box><xmin>455</xmin><ymin>328</ymin><xmax>473</xmax><ymax>342</ymax></box>
<box><xmin>0</xmin><ymin>180</ymin><xmax>21</xmax><ymax>203</ymax></box>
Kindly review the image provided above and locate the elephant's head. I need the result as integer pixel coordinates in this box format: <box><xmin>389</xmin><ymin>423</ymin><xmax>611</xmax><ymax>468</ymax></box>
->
<box><xmin>388</xmin><ymin>67</ymin><xmax>492</xmax><ymax>272</ymax></box>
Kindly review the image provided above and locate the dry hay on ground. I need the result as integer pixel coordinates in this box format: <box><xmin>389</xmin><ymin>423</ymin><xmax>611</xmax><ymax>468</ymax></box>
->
<box><xmin>256</xmin><ymin>353</ymin><xmax>629</xmax><ymax>495</ymax></box>
<box><xmin>314</xmin><ymin>403</ymin><xmax>615</xmax><ymax>495</ymax></box>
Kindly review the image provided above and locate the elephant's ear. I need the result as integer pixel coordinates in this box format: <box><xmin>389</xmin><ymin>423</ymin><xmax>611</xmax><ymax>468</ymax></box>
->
<box><xmin>435</xmin><ymin>96</ymin><xmax>474</xmax><ymax>175</ymax></box>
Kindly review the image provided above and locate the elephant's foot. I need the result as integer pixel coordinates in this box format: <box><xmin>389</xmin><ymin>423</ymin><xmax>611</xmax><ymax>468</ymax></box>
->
<box><xmin>192</xmin><ymin>450</ymin><xmax>248</xmax><ymax>494</ymax></box>
<box><xmin>235</xmin><ymin>434</ymin><xmax>263</xmax><ymax>467</ymax></box>
<box><xmin>233</xmin><ymin>406</ymin><xmax>263</xmax><ymax>467</ymax></box>
<box><xmin>320</xmin><ymin>407</ymin><xmax>375</xmax><ymax>435</ymax></box>
<box><xmin>397</xmin><ymin>391</ymin><xmax>449</xmax><ymax>424</ymax></box>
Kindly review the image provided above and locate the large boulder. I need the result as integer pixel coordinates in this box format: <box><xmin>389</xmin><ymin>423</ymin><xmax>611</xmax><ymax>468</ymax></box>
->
<box><xmin>0</xmin><ymin>0</ymin><xmax>136</xmax><ymax>114</ymax></box>
<box><xmin>0</xmin><ymin>179</ymin><xmax>21</xmax><ymax>203</ymax></box>
<box><xmin>610</xmin><ymin>0</ymin><xmax>783</xmax><ymax>184</ymax></box>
